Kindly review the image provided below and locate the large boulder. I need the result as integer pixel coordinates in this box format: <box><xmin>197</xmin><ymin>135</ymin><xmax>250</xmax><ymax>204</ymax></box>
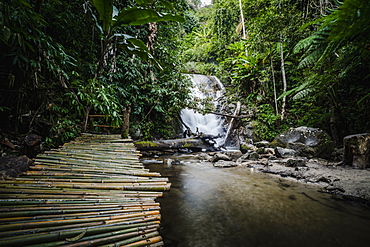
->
<box><xmin>343</xmin><ymin>133</ymin><xmax>370</xmax><ymax>169</ymax></box>
<box><xmin>271</xmin><ymin>126</ymin><xmax>334</xmax><ymax>158</ymax></box>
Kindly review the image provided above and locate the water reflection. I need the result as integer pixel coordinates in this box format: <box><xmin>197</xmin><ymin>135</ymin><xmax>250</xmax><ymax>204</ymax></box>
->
<box><xmin>144</xmin><ymin>154</ymin><xmax>370</xmax><ymax>247</ymax></box>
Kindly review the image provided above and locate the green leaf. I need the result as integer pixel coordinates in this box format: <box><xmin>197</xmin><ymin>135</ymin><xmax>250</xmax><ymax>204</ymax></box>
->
<box><xmin>90</xmin><ymin>0</ymin><xmax>113</xmax><ymax>32</ymax></box>
<box><xmin>113</xmin><ymin>7</ymin><xmax>184</xmax><ymax>27</ymax></box>
<box><xmin>159</xmin><ymin>1</ymin><xmax>175</xmax><ymax>10</ymax></box>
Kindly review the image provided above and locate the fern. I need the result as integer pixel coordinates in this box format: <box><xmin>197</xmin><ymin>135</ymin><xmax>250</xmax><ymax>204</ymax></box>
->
<box><xmin>292</xmin><ymin>88</ymin><xmax>315</xmax><ymax>100</ymax></box>
<box><xmin>296</xmin><ymin>0</ymin><xmax>370</xmax><ymax>72</ymax></box>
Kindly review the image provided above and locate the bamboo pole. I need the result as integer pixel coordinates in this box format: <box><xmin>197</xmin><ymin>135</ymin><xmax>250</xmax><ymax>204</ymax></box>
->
<box><xmin>0</xmin><ymin>202</ymin><xmax>160</xmax><ymax>212</ymax></box>
<box><xmin>98</xmin><ymin>231</ymin><xmax>161</xmax><ymax>247</ymax></box>
<box><xmin>0</xmin><ymin>211</ymin><xmax>160</xmax><ymax>232</ymax></box>
<box><xmin>123</xmin><ymin>236</ymin><xmax>163</xmax><ymax>247</ymax></box>
<box><xmin>0</xmin><ymin>217</ymin><xmax>161</xmax><ymax>239</ymax></box>
<box><xmin>1</xmin><ymin>223</ymin><xmax>159</xmax><ymax>246</ymax></box>
<box><xmin>0</xmin><ymin>205</ymin><xmax>161</xmax><ymax>219</ymax></box>
<box><xmin>10</xmin><ymin>177</ymin><xmax>168</xmax><ymax>183</ymax></box>
<box><xmin>0</xmin><ymin>198</ymin><xmax>156</xmax><ymax>206</ymax></box>
<box><xmin>22</xmin><ymin>170</ymin><xmax>162</xmax><ymax>177</ymax></box>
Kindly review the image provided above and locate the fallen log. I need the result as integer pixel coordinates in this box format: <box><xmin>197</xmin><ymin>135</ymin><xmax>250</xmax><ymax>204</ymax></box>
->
<box><xmin>218</xmin><ymin>101</ymin><xmax>241</xmax><ymax>148</ymax></box>
<box><xmin>134</xmin><ymin>138</ymin><xmax>219</xmax><ymax>152</ymax></box>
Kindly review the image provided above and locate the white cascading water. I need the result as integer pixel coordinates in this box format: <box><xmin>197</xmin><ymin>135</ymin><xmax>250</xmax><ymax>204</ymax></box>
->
<box><xmin>180</xmin><ymin>74</ymin><xmax>226</xmax><ymax>147</ymax></box>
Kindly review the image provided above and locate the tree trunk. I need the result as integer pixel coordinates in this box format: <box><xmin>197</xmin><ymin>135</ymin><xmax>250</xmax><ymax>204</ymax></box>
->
<box><xmin>134</xmin><ymin>138</ymin><xmax>219</xmax><ymax>152</ymax></box>
<box><xmin>83</xmin><ymin>106</ymin><xmax>91</xmax><ymax>132</ymax></box>
<box><xmin>121</xmin><ymin>105</ymin><xmax>131</xmax><ymax>139</ymax></box>
<box><xmin>271</xmin><ymin>56</ymin><xmax>278</xmax><ymax>115</ymax></box>
<box><xmin>279</xmin><ymin>33</ymin><xmax>287</xmax><ymax>120</ymax></box>
<box><xmin>238</xmin><ymin>0</ymin><xmax>248</xmax><ymax>56</ymax></box>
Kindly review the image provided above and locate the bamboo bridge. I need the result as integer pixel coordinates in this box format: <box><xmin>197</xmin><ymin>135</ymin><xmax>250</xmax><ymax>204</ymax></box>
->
<box><xmin>0</xmin><ymin>134</ymin><xmax>170</xmax><ymax>246</ymax></box>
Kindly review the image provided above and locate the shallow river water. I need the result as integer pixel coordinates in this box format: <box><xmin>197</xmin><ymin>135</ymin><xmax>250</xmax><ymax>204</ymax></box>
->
<box><xmin>143</xmin><ymin>153</ymin><xmax>370</xmax><ymax>247</ymax></box>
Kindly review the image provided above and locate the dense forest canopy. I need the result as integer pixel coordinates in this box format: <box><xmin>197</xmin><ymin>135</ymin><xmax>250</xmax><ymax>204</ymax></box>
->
<box><xmin>0</xmin><ymin>0</ymin><xmax>191</xmax><ymax>147</ymax></box>
<box><xmin>183</xmin><ymin>0</ymin><xmax>370</xmax><ymax>144</ymax></box>
<box><xmin>1</xmin><ymin>0</ymin><xmax>369</xmax><ymax>149</ymax></box>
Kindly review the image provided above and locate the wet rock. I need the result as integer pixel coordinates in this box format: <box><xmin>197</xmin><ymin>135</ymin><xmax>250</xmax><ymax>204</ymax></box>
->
<box><xmin>255</xmin><ymin>141</ymin><xmax>270</xmax><ymax>148</ymax></box>
<box><xmin>165</xmin><ymin>158</ymin><xmax>181</xmax><ymax>165</ymax></box>
<box><xmin>198</xmin><ymin>153</ymin><xmax>212</xmax><ymax>161</ymax></box>
<box><xmin>240</xmin><ymin>142</ymin><xmax>256</xmax><ymax>154</ymax></box>
<box><xmin>249</xmin><ymin>152</ymin><xmax>260</xmax><ymax>160</ymax></box>
<box><xmin>0</xmin><ymin>155</ymin><xmax>32</xmax><ymax>179</ymax></box>
<box><xmin>285</xmin><ymin>158</ymin><xmax>306</xmax><ymax>167</ymax></box>
<box><xmin>265</xmin><ymin>148</ymin><xmax>275</xmax><ymax>155</ymax></box>
<box><xmin>236</xmin><ymin>153</ymin><xmax>250</xmax><ymax>164</ymax></box>
<box><xmin>172</xmin><ymin>159</ymin><xmax>182</xmax><ymax>165</ymax></box>
<box><xmin>325</xmin><ymin>186</ymin><xmax>345</xmax><ymax>193</ymax></box>
<box><xmin>295</xmin><ymin>166</ymin><xmax>309</xmax><ymax>172</ymax></box>
<box><xmin>275</xmin><ymin>147</ymin><xmax>297</xmax><ymax>158</ymax></box>
<box><xmin>213</xmin><ymin>160</ymin><xmax>237</xmax><ymax>168</ymax></box>
<box><xmin>24</xmin><ymin>134</ymin><xmax>42</xmax><ymax>146</ymax></box>
<box><xmin>272</xmin><ymin>126</ymin><xmax>334</xmax><ymax>158</ymax></box>
<box><xmin>287</xmin><ymin>142</ymin><xmax>315</xmax><ymax>158</ymax></box>
<box><xmin>317</xmin><ymin>176</ymin><xmax>331</xmax><ymax>183</ymax></box>
<box><xmin>211</xmin><ymin>153</ymin><xmax>231</xmax><ymax>162</ymax></box>
<box><xmin>21</xmin><ymin>134</ymin><xmax>42</xmax><ymax>158</ymax></box>
<box><xmin>228</xmin><ymin>150</ymin><xmax>243</xmax><ymax>161</ymax></box>
<box><xmin>343</xmin><ymin>133</ymin><xmax>370</xmax><ymax>169</ymax></box>
<box><xmin>240</xmin><ymin>122</ymin><xmax>260</xmax><ymax>142</ymax></box>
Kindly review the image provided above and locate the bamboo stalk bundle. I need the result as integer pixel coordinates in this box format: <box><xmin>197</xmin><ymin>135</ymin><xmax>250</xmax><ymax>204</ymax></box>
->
<box><xmin>0</xmin><ymin>216</ymin><xmax>161</xmax><ymax>239</ymax></box>
<box><xmin>45</xmin><ymin>149</ymin><xmax>142</xmax><ymax>157</ymax></box>
<box><xmin>29</xmin><ymin>166</ymin><xmax>151</xmax><ymax>175</ymax></box>
<box><xmin>37</xmin><ymin>154</ymin><xmax>140</xmax><ymax>163</ymax></box>
<box><xmin>22</xmin><ymin>170</ymin><xmax>161</xmax><ymax>177</ymax></box>
<box><xmin>33</xmin><ymin>160</ymin><xmax>145</xmax><ymax>170</ymax></box>
<box><xmin>0</xmin><ymin>182</ymin><xmax>170</xmax><ymax>192</ymax></box>
<box><xmin>0</xmin><ymin>207</ymin><xmax>161</xmax><ymax>222</ymax></box>
<box><xmin>0</xmin><ymin>186</ymin><xmax>166</xmax><ymax>195</ymax></box>
<box><xmin>58</xmin><ymin>228</ymin><xmax>158</xmax><ymax>247</ymax></box>
<box><xmin>0</xmin><ymin>210</ymin><xmax>161</xmax><ymax>232</ymax></box>
<box><xmin>0</xmin><ymin>134</ymin><xmax>169</xmax><ymax>246</ymax></box>
<box><xmin>43</xmin><ymin>155</ymin><xmax>142</xmax><ymax>164</ymax></box>
<box><xmin>22</xmin><ymin>222</ymin><xmax>161</xmax><ymax>247</ymax></box>
<box><xmin>98</xmin><ymin>231</ymin><xmax>161</xmax><ymax>247</ymax></box>
<box><xmin>1</xmin><ymin>222</ymin><xmax>160</xmax><ymax>246</ymax></box>
<box><xmin>0</xmin><ymin>194</ymin><xmax>160</xmax><ymax>203</ymax></box>
<box><xmin>0</xmin><ymin>198</ymin><xmax>156</xmax><ymax>206</ymax></box>
<box><xmin>123</xmin><ymin>236</ymin><xmax>163</xmax><ymax>247</ymax></box>
<box><xmin>0</xmin><ymin>205</ymin><xmax>161</xmax><ymax>219</ymax></box>
<box><xmin>0</xmin><ymin>202</ymin><xmax>160</xmax><ymax>212</ymax></box>
<box><xmin>10</xmin><ymin>177</ymin><xmax>168</xmax><ymax>183</ymax></box>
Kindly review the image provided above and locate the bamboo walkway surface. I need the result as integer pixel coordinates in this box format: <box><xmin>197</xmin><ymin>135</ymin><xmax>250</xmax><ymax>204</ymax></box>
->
<box><xmin>0</xmin><ymin>134</ymin><xmax>170</xmax><ymax>247</ymax></box>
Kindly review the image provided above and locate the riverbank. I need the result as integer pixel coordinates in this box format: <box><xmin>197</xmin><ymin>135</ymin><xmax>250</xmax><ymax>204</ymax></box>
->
<box><xmin>145</xmin><ymin>154</ymin><xmax>370</xmax><ymax>247</ymax></box>
<box><xmin>238</xmin><ymin>158</ymin><xmax>370</xmax><ymax>204</ymax></box>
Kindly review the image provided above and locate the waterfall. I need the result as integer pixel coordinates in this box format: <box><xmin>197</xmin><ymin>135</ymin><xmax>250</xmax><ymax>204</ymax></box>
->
<box><xmin>180</xmin><ymin>74</ymin><xmax>226</xmax><ymax>147</ymax></box>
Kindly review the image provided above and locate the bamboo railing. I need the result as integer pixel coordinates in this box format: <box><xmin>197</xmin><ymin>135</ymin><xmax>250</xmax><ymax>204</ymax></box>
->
<box><xmin>0</xmin><ymin>134</ymin><xmax>169</xmax><ymax>247</ymax></box>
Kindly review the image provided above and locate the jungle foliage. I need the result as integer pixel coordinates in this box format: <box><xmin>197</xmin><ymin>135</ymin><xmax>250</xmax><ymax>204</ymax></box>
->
<box><xmin>0</xmin><ymin>0</ymin><xmax>190</xmax><ymax>146</ymax></box>
<box><xmin>1</xmin><ymin>0</ymin><xmax>369</xmax><ymax>148</ymax></box>
<box><xmin>181</xmin><ymin>0</ymin><xmax>370</xmax><ymax>144</ymax></box>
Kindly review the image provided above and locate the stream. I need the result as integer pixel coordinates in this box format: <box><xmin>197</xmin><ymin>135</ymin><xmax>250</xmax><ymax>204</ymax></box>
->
<box><xmin>144</xmin><ymin>153</ymin><xmax>370</xmax><ymax>247</ymax></box>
